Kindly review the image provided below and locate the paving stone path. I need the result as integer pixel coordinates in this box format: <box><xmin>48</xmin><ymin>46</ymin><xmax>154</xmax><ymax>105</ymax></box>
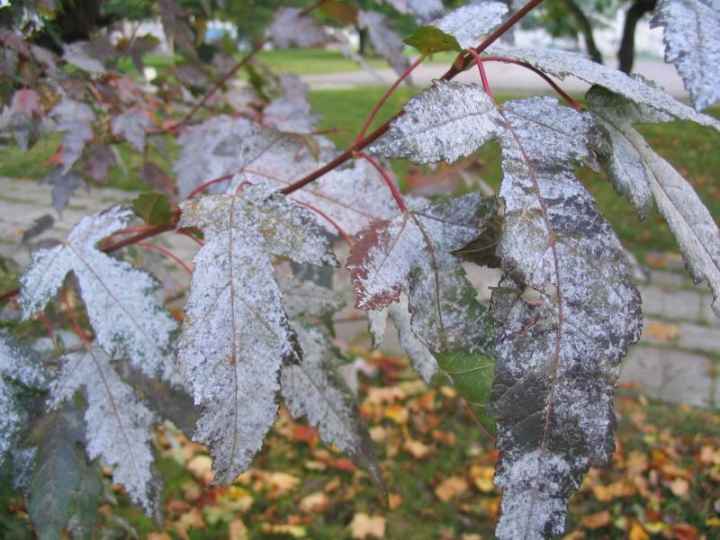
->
<box><xmin>1</xmin><ymin>177</ymin><xmax>718</xmax><ymax>409</ymax></box>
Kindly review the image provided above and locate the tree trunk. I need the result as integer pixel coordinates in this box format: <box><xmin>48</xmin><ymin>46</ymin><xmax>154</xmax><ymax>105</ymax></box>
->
<box><xmin>563</xmin><ymin>0</ymin><xmax>604</xmax><ymax>64</ymax></box>
<box><xmin>357</xmin><ymin>26</ymin><xmax>368</xmax><ymax>56</ymax></box>
<box><xmin>618</xmin><ymin>0</ymin><xmax>658</xmax><ymax>73</ymax></box>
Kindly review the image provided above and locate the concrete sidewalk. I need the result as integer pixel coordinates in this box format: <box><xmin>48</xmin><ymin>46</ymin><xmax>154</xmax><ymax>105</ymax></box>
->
<box><xmin>302</xmin><ymin>59</ymin><xmax>688</xmax><ymax>98</ymax></box>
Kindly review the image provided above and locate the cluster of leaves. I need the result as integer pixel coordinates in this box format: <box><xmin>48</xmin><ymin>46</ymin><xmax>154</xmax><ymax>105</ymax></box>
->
<box><xmin>1</xmin><ymin>0</ymin><xmax>720</xmax><ymax>539</ymax></box>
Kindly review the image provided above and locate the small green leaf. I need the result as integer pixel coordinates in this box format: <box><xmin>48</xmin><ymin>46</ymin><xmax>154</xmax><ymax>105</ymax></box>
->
<box><xmin>404</xmin><ymin>26</ymin><xmax>461</xmax><ymax>55</ymax></box>
<box><xmin>436</xmin><ymin>350</ymin><xmax>495</xmax><ymax>432</ymax></box>
<box><xmin>132</xmin><ymin>192</ymin><xmax>172</xmax><ymax>226</ymax></box>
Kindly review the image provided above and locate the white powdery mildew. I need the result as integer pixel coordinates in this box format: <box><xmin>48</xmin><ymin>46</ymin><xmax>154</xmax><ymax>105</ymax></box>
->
<box><xmin>264</xmin><ymin>75</ymin><xmax>318</xmax><ymax>134</ymax></box>
<box><xmin>435</xmin><ymin>2</ymin><xmax>508</xmax><ymax>49</ymax></box>
<box><xmin>50</xmin><ymin>97</ymin><xmax>95</xmax><ymax>173</ymax></box>
<box><xmin>369</xmin><ymin>81</ymin><xmax>503</xmax><ymax>164</ymax></box>
<box><xmin>281</xmin><ymin>324</ymin><xmax>376</xmax><ymax>473</ymax></box>
<box><xmin>111</xmin><ymin>108</ymin><xmax>151</xmax><ymax>151</ymax></box>
<box><xmin>347</xmin><ymin>194</ymin><xmax>488</xmax><ymax>311</ymax></box>
<box><xmin>178</xmin><ymin>185</ymin><xmax>337</xmax><ymax>482</ymax></box>
<box><xmin>652</xmin><ymin>0</ymin><xmax>720</xmax><ymax>111</ymax></box>
<box><xmin>387</xmin><ymin>298</ymin><xmax>438</xmax><ymax>383</ymax></box>
<box><xmin>20</xmin><ymin>207</ymin><xmax>177</xmax><ymax>379</ymax></box>
<box><xmin>487</xmin><ymin>44</ymin><xmax>720</xmax><ymax>131</ymax></box>
<box><xmin>490</xmin><ymin>97</ymin><xmax>642</xmax><ymax>539</ymax></box>
<box><xmin>175</xmin><ymin>115</ymin><xmax>281</xmax><ymax>199</ymax></box>
<box><xmin>279</xmin><ymin>277</ymin><xmax>345</xmax><ymax>320</ymax></box>
<box><xmin>267</xmin><ymin>8</ymin><xmax>328</xmax><ymax>48</ymax></box>
<box><xmin>386</xmin><ymin>0</ymin><xmax>445</xmax><ymax>22</ymax></box>
<box><xmin>588</xmin><ymin>87</ymin><xmax>720</xmax><ymax>316</ymax></box>
<box><xmin>358</xmin><ymin>11</ymin><xmax>410</xmax><ymax>76</ymax></box>
<box><xmin>50</xmin><ymin>348</ymin><xmax>158</xmax><ymax>513</ymax></box>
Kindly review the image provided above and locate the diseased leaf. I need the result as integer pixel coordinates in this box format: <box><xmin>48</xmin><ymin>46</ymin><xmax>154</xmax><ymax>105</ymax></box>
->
<box><xmin>111</xmin><ymin>108</ymin><xmax>151</xmax><ymax>151</ymax></box>
<box><xmin>385</xmin><ymin>0</ymin><xmax>445</xmax><ymax>22</ymax></box>
<box><xmin>28</xmin><ymin>405</ymin><xmax>103</xmax><ymax>540</ymax></box>
<box><xmin>85</xmin><ymin>143</ymin><xmax>116</xmax><ymax>182</ymax></box>
<box><xmin>651</xmin><ymin>0</ymin><xmax>720</xmax><ymax>111</ymax></box>
<box><xmin>42</xmin><ymin>167</ymin><xmax>85</xmax><ymax>214</ymax></box>
<box><xmin>63</xmin><ymin>41</ymin><xmax>106</xmax><ymax>74</ymax></box>
<box><xmin>588</xmin><ymin>86</ymin><xmax>720</xmax><ymax>316</ymax></box>
<box><xmin>369</xmin><ymin>81</ymin><xmax>503</xmax><ymax>164</ymax></box>
<box><xmin>177</xmin><ymin>184</ymin><xmax>337</xmax><ymax>482</ymax></box>
<box><xmin>0</xmin><ymin>89</ymin><xmax>42</xmax><ymax>150</ymax></box>
<box><xmin>49</xmin><ymin>347</ymin><xmax>159</xmax><ymax>513</ymax></box>
<box><xmin>358</xmin><ymin>11</ymin><xmax>411</xmax><ymax>77</ymax></box>
<box><xmin>268</xmin><ymin>8</ymin><xmax>328</xmax><ymax>48</ymax></box>
<box><xmin>435</xmin><ymin>2</ymin><xmax>508</xmax><ymax>49</ymax></box>
<box><xmin>50</xmin><ymin>97</ymin><xmax>95</xmax><ymax>173</ymax></box>
<box><xmin>403</xmin><ymin>26</ymin><xmax>461</xmax><ymax>55</ymax></box>
<box><xmin>485</xmin><ymin>44</ymin><xmax>720</xmax><ymax>131</ymax></box>
<box><xmin>158</xmin><ymin>0</ymin><xmax>196</xmax><ymax>55</ymax></box>
<box><xmin>279</xmin><ymin>276</ymin><xmax>345</xmax><ymax>320</ymax></box>
<box><xmin>385</xmin><ymin>298</ymin><xmax>439</xmax><ymax>383</ymax></box>
<box><xmin>281</xmin><ymin>324</ymin><xmax>380</xmax><ymax>485</ymax></box>
<box><xmin>490</xmin><ymin>97</ymin><xmax>642</xmax><ymax>539</ymax></box>
<box><xmin>346</xmin><ymin>194</ymin><xmax>489</xmax><ymax>311</ymax></box>
<box><xmin>20</xmin><ymin>206</ymin><xmax>178</xmax><ymax>379</ymax></box>
<box><xmin>0</xmin><ymin>331</ymin><xmax>47</xmax><ymax>464</ymax></box>
<box><xmin>132</xmin><ymin>192</ymin><xmax>173</xmax><ymax>226</ymax></box>
<box><xmin>264</xmin><ymin>75</ymin><xmax>319</xmax><ymax>134</ymax></box>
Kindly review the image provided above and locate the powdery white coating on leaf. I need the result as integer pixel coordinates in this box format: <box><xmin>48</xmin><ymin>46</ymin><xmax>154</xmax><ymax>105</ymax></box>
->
<box><xmin>111</xmin><ymin>109</ymin><xmax>151</xmax><ymax>151</ymax></box>
<box><xmin>369</xmin><ymin>82</ymin><xmax>503</xmax><ymax>164</ymax></box>
<box><xmin>268</xmin><ymin>8</ymin><xmax>328</xmax><ymax>48</ymax></box>
<box><xmin>588</xmin><ymin>87</ymin><xmax>720</xmax><ymax>316</ymax></box>
<box><xmin>229</xmin><ymin>139</ymin><xmax>398</xmax><ymax>236</ymax></box>
<box><xmin>43</xmin><ymin>167</ymin><xmax>85</xmax><ymax>214</ymax></box>
<box><xmin>175</xmin><ymin>115</ymin><xmax>281</xmax><ymax>199</ymax></box>
<box><xmin>358</xmin><ymin>11</ymin><xmax>410</xmax><ymax>77</ymax></box>
<box><xmin>178</xmin><ymin>186</ymin><xmax>336</xmax><ymax>482</ymax></box>
<box><xmin>264</xmin><ymin>74</ymin><xmax>319</xmax><ymax>134</ymax></box>
<box><xmin>435</xmin><ymin>2</ymin><xmax>508</xmax><ymax>49</ymax></box>
<box><xmin>491</xmin><ymin>97</ymin><xmax>642</xmax><ymax>539</ymax></box>
<box><xmin>50</xmin><ymin>97</ymin><xmax>95</xmax><ymax>173</ymax></box>
<box><xmin>652</xmin><ymin>0</ymin><xmax>720</xmax><ymax>111</ymax></box>
<box><xmin>387</xmin><ymin>298</ymin><xmax>438</xmax><ymax>383</ymax></box>
<box><xmin>367</xmin><ymin>308</ymin><xmax>388</xmax><ymax>349</ymax></box>
<box><xmin>63</xmin><ymin>41</ymin><xmax>105</xmax><ymax>74</ymax></box>
<box><xmin>347</xmin><ymin>194</ymin><xmax>488</xmax><ymax>311</ymax></box>
<box><xmin>19</xmin><ymin>206</ymin><xmax>178</xmax><ymax>379</ymax></box>
<box><xmin>279</xmin><ymin>276</ymin><xmax>346</xmax><ymax>320</ymax></box>
<box><xmin>0</xmin><ymin>332</ymin><xmax>47</xmax><ymax>464</ymax></box>
<box><xmin>281</xmin><ymin>324</ymin><xmax>379</xmax><ymax>481</ymax></box>
<box><xmin>49</xmin><ymin>348</ymin><xmax>158</xmax><ymax>513</ymax></box>
<box><xmin>386</xmin><ymin>0</ymin><xmax>445</xmax><ymax>22</ymax></box>
<box><xmin>486</xmin><ymin>44</ymin><xmax>720</xmax><ymax>131</ymax></box>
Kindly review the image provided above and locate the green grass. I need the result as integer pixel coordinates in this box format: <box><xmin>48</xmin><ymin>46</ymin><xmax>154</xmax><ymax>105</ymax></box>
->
<box><xmin>256</xmin><ymin>48</ymin><xmax>387</xmax><ymax>75</ymax></box>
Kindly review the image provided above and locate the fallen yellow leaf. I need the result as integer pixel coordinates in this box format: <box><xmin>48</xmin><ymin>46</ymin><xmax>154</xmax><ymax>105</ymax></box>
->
<box><xmin>643</xmin><ymin>321</ymin><xmax>679</xmax><ymax>342</ymax></box>
<box><xmin>435</xmin><ymin>476</ymin><xmax>469</xmax><ymax>502</ymax></box>
<box><xmin>581</xmin><ymin>510</ymin><xmax>611</xmax><ymax>530</ymax></box>
<box><xmin>669</xmin><ymin>477</ymin><xmax>689</xmax><ymax>497</ymax></box>
<box><xmin>403</xmin><ymin>438</ymin><xmax>431</xmax><ymax>459</ymax></box>
<box><xmin>350</xmin><ymin>513</ymin><xmax>386</xmax><ymax>539</ymax></box>
<box><xmin>384</xmin><ymin>404</ymin><xmax>409</xmax><ymax>424</ymax></box>
<box><xmin>388</xmin><ymin>493</ymin><xmax>403</xmax><ymax>510</ymax></box>
<box><xmin>187</xmin><ymin>455</ymin><xmax>214</xmax><ymax>483</ymax></box>
<box><xmin>229</xmin><ymin>519</ymin><xmax>249</xmax><ymax>540</ymax></box>
<box><xmin>629</xmin><ymin>522</ymin><xmax>649</xmax><ymax>540</ymax></box>
<box><xmin>299</xmin><ymin>492</ymin><xmax>330</xmax><ymax>513</ymax></box>
<box><xmin>261</xmin><ymin>524</ymin><xmax>307</xmax><ymax>538</ymax></box>
<box><xmin>469</xmin><ymin>465</ymin><xmax>495</xmax><ymax>493</ymax></box>
<box><xmin>148</xmin><ymin>534</ymin><xmax>172</xmax><ymax>540</ymax></box>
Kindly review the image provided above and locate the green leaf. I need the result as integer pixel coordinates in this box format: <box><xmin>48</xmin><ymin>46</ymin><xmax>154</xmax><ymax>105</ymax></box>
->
<box><xmin>28</xmin><ymin>406</ymin><xmax>103</xmax><ymax>540</ymax></box>
<box><xmin>404</xmin><ymin>26</ymin><xmax>461</xmax><ymax>55</ymax></box>
<box><xmin>132</xmin><ymin>192</ymin><xmax>173</xmax><ymax>226</ymax></box>
<box><xmin>435</xmin><ymin>350</ymin><xmax>495</xmax><ymax>432</ymax></box>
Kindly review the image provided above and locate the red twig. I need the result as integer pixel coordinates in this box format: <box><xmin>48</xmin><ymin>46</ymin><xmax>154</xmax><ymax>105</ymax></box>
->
<box><xmin>355</xmin><ymin>55</ymin><xmax>425</xmax><ymax>144</ymax></box>
<box><xmin>466</xmin><ymin>49</ymin><xmax>494</xmax><ymax>98</ymax></box>
<box><xmin>480</xmin><ymin>56</ymin><xmax>582</xmax><ymax>111</ymax></box>
<box><xmin>186</xmin><ymin>173</ymin><xmax>235</xmax><ymax>199</ymax></box>
<box><xmin>137</xmin><ymin>242</ymin><xmax>193</xmax><ymax>274</ymax></box>
<box><xmin>356</xmin><ymin>152</ymin><xmax>407</xmax><ymax>213</ymax></box>
<box><xmin>296</xmin><ymin>202</ymin><xmax>354</xmax><ymax>247</ymax></box>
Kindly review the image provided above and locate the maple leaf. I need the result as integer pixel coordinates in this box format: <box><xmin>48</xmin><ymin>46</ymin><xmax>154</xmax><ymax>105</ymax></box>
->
<box><xmin>42</xmin><ymin>166</ymin><xmax>86</xmax><ymax>214</ymax></box>
<box><xmin>177</xmin><ymin>183</ymin><xmax>337</xmax><ymax>482</ymax></box>
<box><xmin>281</xmin><ymin>324</ymin><xmax>380</xmax><ymax>485</ymax></box>
<box><xmin>268</xmin><ymin>8</ymin><xmax>328</xmax><ymax>48</ymax></box>
<box><xmin>587</xmin><ymin>86</ymin><xmax>720</xmax><ymax>316</ymax></box>
<box><xmin>369</xmin><ymin>81</ymin><xmax>503</xmax><ymax>164</ymax></box>
<box><xmin>49</xmin><ymin>347</ymin><xmax>160</xmax><ymax>513</ymax></box>
<box><xmin>346</xmin><ymin>193</ymin><xmax>489</xmax><ymax>312</ymax></box>
<box><xmin>485</xmin><ymin>44</ymin><xmax>720</xmax><ymax>131</ymax></box>
<box><xmin>490</xmin><ymin>97</ymin><xmax>642</xmax><ymax>539</ymax></box>
<box><xmin>19</xmin><ymin>206</ymin><xmax>178</xmax><ymax>379</ymax></box>
<box><xmin>63</xmin><ymin>41</ymin><xmax>106</xmax><ymax>74</ymax></box>
<box><xmin>358</xmin><ymin>11</ymin><xmax>410</xmax><ymax>77</ymax></box>
<box><xmin>651</xmin><ymin>0</ymin><xmax>720</xmax><ymax>111</ymax></box>
<box><xmin>264</xmin><ymin>75</ymin><xmax>319</xmax><ymax>134</ymax></box>
<box><xmin>279</xmin><ymin>276</ymin><xmax>345</xmax><ymax>320</ymax></box>
<box><xmin>49</xmin><ymin>97</ymin><xmax>95</xmax><ymax>173</ymax></box>
<box><xmin>0</xmin><ymin>331</ymin><xmax>47</xmax><ymax>464</ymax></box>
<box><xmin>0</xmin><ymin>89</ymin><xmax>42</xmax><ymax>150</ymax></box>
<box><xmin>112</xmin><ymin>108</ymin><xmax>151</xmax><ymax>151</ymax></box>
<box><xmin>435</xmin><ymin>2</ymin><xmax>508</xmax><ymax>49</ymax></box>
<box><xmin>158</xmin><ymin>0</ymin><xmax>196</xmax><ymax>55</ymax></box>
<box><xmin>85</xmin><ymin>143</ymin><xmax>117</xmax><ymax>182</ymax></box>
